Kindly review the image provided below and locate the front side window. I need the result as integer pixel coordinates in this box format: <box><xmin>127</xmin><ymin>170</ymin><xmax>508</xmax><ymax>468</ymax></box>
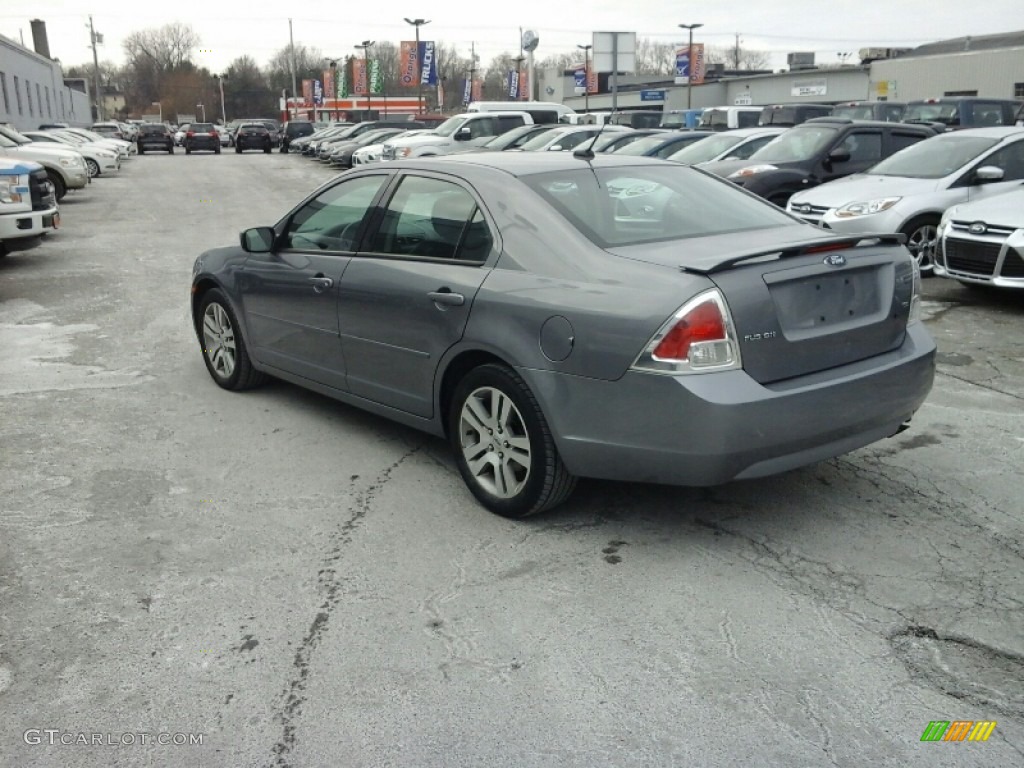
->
<box><xmin>836</xmin><ymin>131</ymin><xmax>883</xmax><ymax>164</ymax></box>
<box><xmin>368</xmin><ymin>175</ymin><xmax>492</xmax><ymax>261</ymax></box>
<box><xmin>524</xmin><ymin>165</ymin><xmax>794</xmax><ymax>248</ymax></box>
<box><xmin>284</xmin><ymin>175</ymin><xmax>387</xmax><ymax>252</ymax></box>
<box><xmin>978</xmin><ymin>140</ymin><xmax>1024</xmax><ymax>181</ymax></box>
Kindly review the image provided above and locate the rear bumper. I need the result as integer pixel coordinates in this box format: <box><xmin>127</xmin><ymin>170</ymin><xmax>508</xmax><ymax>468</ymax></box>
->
<box><xmin>521</xmin><ymin>323</ymin><xmax>936</xmax><ymax>486</ymax></box>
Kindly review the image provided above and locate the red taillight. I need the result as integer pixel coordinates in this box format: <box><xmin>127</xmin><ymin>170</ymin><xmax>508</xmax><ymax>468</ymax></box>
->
<box><xmin>187</xmin><ymin>131</ymin><xmax>195</xmax><ymax>137</ymax></box>
<box><xmin>211</xmin><ymin>130</ymin><xmax>218</xmax><ymax>137</ymax></box>
<box><xmin>653</xmin><ymin>300</ymin><xmax>726</xmax><ymax>360</ymax></box>
<box><xmin>803</xmin><ymin>242</ymin><xmax>852</xmax><ymax>255</ymax></box>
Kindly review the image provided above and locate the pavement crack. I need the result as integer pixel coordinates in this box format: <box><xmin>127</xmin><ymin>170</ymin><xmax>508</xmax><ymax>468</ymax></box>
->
<box><xmin>935</xmin><ymin>368</ymin><xmax>1024</xmax><ymax>402</ymax></box>
<box><xmin>268</xmin><ymin>445</ymin><xmax>422</xmax><ymax>768</ymax></box>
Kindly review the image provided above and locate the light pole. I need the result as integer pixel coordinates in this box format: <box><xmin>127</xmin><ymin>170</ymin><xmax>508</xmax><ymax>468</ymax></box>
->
<box><xmin>214</xmin><ymin>75</ymin><xmax>226</xmax><ymax>124</ymax></box>
<box><xmin>328</xmin><ymin>60</ymin><xmax>338</xmax><ymax>120</ymax></box>
<box><xmin>577</xmin><ymin>44</ymin><xmax>592</xmax><ymax>113</ymax></box>
<box><xmin>152</xmin><ymin>101</ymin><xmax>162</xmax><ymax>123</ymax></box>
<box><xmin>404</xmin><ymin>18</ymin><xmax>430</xmax><ymax>114</ymax></box>
<box><xmin>678</xmin><ymin>23</ymin><xmax>703</xmax><ymax>110</ymax></box>
<box><xmin>513</xmin><ymin>55</ymin><xmax>526</xmax><ymax>100</ymax></box>
<box><xmin>197</xmin><ymin>103</ymin><xmax>205</xmax><ymax>122</ymax></box>
<box><xmin>355</xmin><ymin>40</ymin><xmax>375</xmax><ymax>118</ymax></box>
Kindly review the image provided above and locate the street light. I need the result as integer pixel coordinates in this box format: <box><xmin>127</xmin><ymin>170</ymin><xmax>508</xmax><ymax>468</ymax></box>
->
<box><xmin>152</xmin><ymin>101</ymin><xmax>162</xmax><ymax>123</ymax></box>
<box><xmin>355</xmin><ymin>40</ymin><xmax>375</xmax><ymax>118</ymax></box>
<box><xmin>404</xmin><ymin>18</ymin><xmax>431</xmax><ymax>114</ymax></box>
<box><xmin>328</xmin><ymin>60</ymin><xmax>338</xmax><ymax>121</ymax></box>
<box><xmin>213</xmin><ymin>75</ymin><xmax>226</xmax><ymax>125</ymax></box>
<box><xmin>678</xmin><ymin>23</ymin><xmax>704</xmax><ymax>109</ymax></box>
<box><xmin>577</xmin><ymin>43</ymin><xmax>592</xmax><ymax>113</ymax></box>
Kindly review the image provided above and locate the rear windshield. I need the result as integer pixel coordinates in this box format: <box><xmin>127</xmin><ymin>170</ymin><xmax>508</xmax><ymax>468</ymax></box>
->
<box><xmin>869</xmin><ymin>135</ymin><xmax>1000</xmax><ymax>178</ymax></box>
<box><xmin>522</xmin><ymin>165</ymin><xmax>793</xmax><ymax>247</ymax></box>
<box><xmin>904</xmin><ymin>102</ymin><xmax>961</xmax><ymax>125</ymax></box>
<box><xmin>191</xmin><ymin>123</ymin><xmax>214</xmax><ymax>132</ymax></box>
<box><xmin>241</xmin><ymin>124</ymin><xmax>268</xmax><ymax>132</ymax></box>
<box><xmin>141</xmin><ymin>125</ymin><xmax>166</xmax><ymax>134</ymax></box>
<box><xmin>747</xmin><ymin>125</ymin><xmax>838</xmax><ymax>163</ymax></box>
<box><xmin>831</xmin><ymin>105</ymin><xmax>875</xmax><ymax>120</ymax></box>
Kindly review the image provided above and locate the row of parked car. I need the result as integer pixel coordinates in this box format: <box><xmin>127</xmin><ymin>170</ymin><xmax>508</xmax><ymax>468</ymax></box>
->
<box><xmin>281</xmin><ymin>102</ymin><xmax>1023</xmax><ymax>290</ymax></box>
<box><xmin>1</xmin><ymin>122</ymin><xmax>135</xmax><ymax>256</ymax></box>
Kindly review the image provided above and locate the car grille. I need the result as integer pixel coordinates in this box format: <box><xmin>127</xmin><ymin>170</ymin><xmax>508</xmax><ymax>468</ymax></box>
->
<box><xmin>944</xmin><ymin>237</ymin><xmax>1003</xmax><ymax>276</ymax></box>
<box><xmin>29</xmin><ymin>168</ymin><xmax>55</xmax><ymax>211</ymax></box>
<box><xmin>789</xmin><ymin>202</ymin><xmax>829</xmax><ymax>217</ymax></box>
<box><xmin>949</xmin><ymin>220</ymin><xmax>1015</xmax><ymax>237</ymax></box>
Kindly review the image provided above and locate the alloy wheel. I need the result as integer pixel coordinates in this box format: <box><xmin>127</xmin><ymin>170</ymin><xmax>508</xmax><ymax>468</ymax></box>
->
<box><xmin>85</xmin><ymin>159</ymin><xmax>100</xmax><ymax>178</ymax></box>
<box><xmin>202</xmin><ymin>302</ymin><xmax>237</xmax><ymax>379</ymax></box>
<box><xmin>458</xmin><ymin>386</ymin><xmax>532</xmax><ymax>499</ymax></box>
<box><xmin>906</xmin><ymin>223</ymin><xmax>938</xmax><ymax>272</ymax></box>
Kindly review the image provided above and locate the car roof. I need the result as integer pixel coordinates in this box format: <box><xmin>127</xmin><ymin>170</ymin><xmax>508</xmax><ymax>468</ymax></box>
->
<box><xmin>383</xmin><ymin>151</ymin><xmax>673</xmax><ymax>177</ymax></box>
<box><xmin>800</xmin><ymin>118</ymin><xmax>927</xmax><ymax>129</ymax></box>
<box><xmin>934</xmin><ymin>126</ymin><xmax>1024</xmax><ymax>138</ymax></box>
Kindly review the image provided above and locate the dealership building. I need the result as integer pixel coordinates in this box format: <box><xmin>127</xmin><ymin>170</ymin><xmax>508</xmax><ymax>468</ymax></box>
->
<box><xmin>0</xmin><ymin>21</ymin><xmax>93</xmax><ymax>132</ymax></box>
<box><xmin>544</xmin><ymin>30</ymin><xmax>1024</xmax><ymax>113</ymax></box>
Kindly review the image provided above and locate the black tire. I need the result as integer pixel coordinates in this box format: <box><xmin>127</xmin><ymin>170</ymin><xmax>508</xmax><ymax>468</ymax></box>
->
<box><xmin>235</xmin><ymin>147</ymin><xmax>242</xmax><ymax>154</ymax></box>
<box><xmin>168</xmin><ymin>146</ymin><xmax>175</xmax><ymax>155</ymax></box>
<box><xmin>766</xmin><ymin>190</ymin><xmax>794</xmax><ymax>208</ymax></box>
<box><xmin>196</xmin><ymin>288</ymin><xmax>266</xmax><ymax>391</ymax></box>
<box><xmin>264</xmin><ymin>146</ymin><xmax>271</xmax><ymax>154</ymax></box>
<box><xmin>185</xmin><ymin>147</ymin><xmax>191</xmax><ymax>155</ymax></box>
<box><xmin>280</xmin><ymin>145</ymin><xmax>288</xmax><ymax>154</ymax></box>
<box><xmin>138</xmin><ymin>146</ymin><xmax>145</xmax><ymax>155</ymax></box>
<box><xmin>46</xmin><ymin>171</ymin><xmax>67</xmax><ymax>201</ymax></box>
<box><xmin>901</xmin><ymin>215</ymin><xmax>940</xmax><ymax>275</ymax></box>
<box><xmin>215</xmin><ymin>147</ymin><xmax>221</xmax><ymax>155</ymax></box>
<box><xmin>448</xmin><ymin>363</ymin><xmax>576</xmax><ymax>517</ymax></box>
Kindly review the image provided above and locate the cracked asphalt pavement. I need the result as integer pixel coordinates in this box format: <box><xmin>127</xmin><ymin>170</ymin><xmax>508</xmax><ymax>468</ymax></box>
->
<box><xmin>1</xmin><ymin>153</ymin><xmax>1022</xmax><ymax>767</ymax></box>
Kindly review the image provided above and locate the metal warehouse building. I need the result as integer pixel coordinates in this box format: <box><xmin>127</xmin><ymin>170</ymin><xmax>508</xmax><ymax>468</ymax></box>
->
<box><xmin>549</xmin><ymin>29</ymin><xmax>1024</xmax><ymax>113</ymax></box>
<box><xmin>0</xmin><ymin>21</ymin><xmax>93</xmax><ymax>132</ymax></box>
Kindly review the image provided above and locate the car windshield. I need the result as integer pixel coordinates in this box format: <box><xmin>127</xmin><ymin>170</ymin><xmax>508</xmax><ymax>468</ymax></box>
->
<box><xmin>432</xmin><ymin>116</ymin><xmax>468</xmax><ymax>137</ymax></box>
<box><xmin>831</xmin><ymin>106</ymin><xmax>875</xmax><ymax>120</ymax></box>
<box><xmin>593</xmin><ymin>133</ymin><xmax>646</xmax><ymax>152</ymax></box>
<box><xmin>904</xmin><ymin>102</ymin><xmax>960</xmax><ymax>125</ymax></box>
<box><xmin>667</xmin><ymin>133</ymin><xmax>745</xmax><ymax>164</ymax></box>
<box><xmin>747</xmin><ymin>126</ymin><xmax>838</xmax><ymax>163</ymax></box>
<box><xmin>613</xmin><ymin>135</ymin><xmax>675</xmax><ymax>156</ymax></box>
<box><xmin>523</xmin><ymin>165</ymin><xmax>794</xmax><ymax>247</ymax></box>
<box><xmin>869</xmin><ymin>135</ymin><xmax>1001</xmax><ymax>178</ymax></box>
<box><xmin>518</xmin><ymin>129</ymin><xmax>578</xmax><ymax>151</ymax></box>
<box><xmin>0</xmin><ymin>125</ymin><xmax>31</xmax><ymax>145</ymax></box>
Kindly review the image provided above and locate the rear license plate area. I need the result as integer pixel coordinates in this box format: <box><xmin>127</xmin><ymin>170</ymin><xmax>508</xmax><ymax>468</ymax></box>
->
<box><xmin>768</xmin><ymin>267</ymin><xmax>885</xmax><ymax>339</ymax></box>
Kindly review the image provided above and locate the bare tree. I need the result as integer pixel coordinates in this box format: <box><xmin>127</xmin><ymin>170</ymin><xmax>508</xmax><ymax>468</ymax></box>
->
<box><xmin>635</xmin><ymin>38</ymin><xmax>676</xmax><ymax>75</ymax></box>
<box><xmin>537</xmin><ymin>52</ymin><xmax>579</xmax><ymax>71</ymax></box>
<box><xmin>222</xmin><ymin>56</ymin><xmax>275</xmax><ymax>118</ymax></box>
<box><xmin>482</xmin><ymin>53</ymin><xmax>520</xmax><ymax>101</ymax></box>
<box><xmin>705</xmin><ymin>43</ymin><xmax>771</xmax><ymax>71</ymax></box>
<box><xmin>266</xmin><ymin>43</ymin><xmax>326</xmax><ymax>94</ymax></box>
<box><xmin>123</xmin><ymin>23</ymin><xmax>200</xmax><ymax>71</ymax></box>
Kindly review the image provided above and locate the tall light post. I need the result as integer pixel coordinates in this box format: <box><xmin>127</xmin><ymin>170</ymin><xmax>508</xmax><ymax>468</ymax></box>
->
<box><xmin>404</xmin><ymin>18</ymin><xmax>430</xmax><ymax>114</ymax></box>
<box><xmin>577</xmin><ymin>43</ymin><xmax>592</xmax><ymax>113</ymax></box>
<box><xmin>214</xmin><ymin>74</ymin><xmax>226</xmax><ymax>124</ymax></box>
<box><xmin>513</xmin><ymin>55</ymin><xmax>526</xmax><ymax>100</ymax></box>
<box><xmin>678</xmin><ymin>23</ymin><xmax>703</xmax><ymax>109</ymax></box>
<box><xmin>328</xmin><ymin>60</ymin><xmax>338</xmax><ymax>120</ymax></box>
<box><xmin>197</xmin><ymin>103</ymin><xmax>205</xmax><ymax>122</ymax></box>
<box><xmin>152</xmin><ymin>101</ymin><xmax>162</xmax><ymax>123</ymax></box>
<box><xmin>355</xmin><ymin>40</ymin><xmax>375</xmax><ymax>118</ymax></box>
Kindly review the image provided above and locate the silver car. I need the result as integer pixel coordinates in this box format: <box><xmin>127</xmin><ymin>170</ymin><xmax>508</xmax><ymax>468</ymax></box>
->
<box><xmin>936</xmin><ymin>187</ymin><xmax>1024</xmax><ymax>288</ymax></box>
<box><xmin>666</xmin><ymin>127</ymin><xmax>788</xmax><ymax>165</ymax></box>
<box><xmin>787</xmin><ymin>127</ymin><xmax>1024</xmax><ymax>272</ymax></box>
<box><xmin>191</xmin><ymin>153</ymin><xmax>935</xmax><ymax>517</ymax></box>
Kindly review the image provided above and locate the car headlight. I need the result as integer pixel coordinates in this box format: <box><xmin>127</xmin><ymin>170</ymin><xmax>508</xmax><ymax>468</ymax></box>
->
<box><xmin>97</xmin><ymin>150</ymin><xmax>116</xmax><ymax>158</ymax></box>
<box><xmin>399</xmin><ymin>146</ymin><xmax>412</xmax><ymax>157</ymax></box>
<box><xmin>834</xmin><ymin>197</ymin><xmax>902</xmax><ymax>218</ymax></box>
<box><xmin>728</xmin><ymin>164</ymin><xmax>778</xmax><ymax>178</ymax></box>
<box><xmin>59</xmin><ymin>157</ymin><xmax>74</xmax><ymax>167</ymax></box>
<box><xmin>0</xmin><ymin>176</ymin><xmax>26</xmax><ymax>204</ymax></box>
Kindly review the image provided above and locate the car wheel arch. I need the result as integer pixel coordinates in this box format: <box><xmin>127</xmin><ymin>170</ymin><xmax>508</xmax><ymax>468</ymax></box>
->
<box><xmin>437</xmin><ymin>349</ymin><xmax>519</xmax><ymax>437</ymax></box>
<box><xmin>897</xmin><ymin>210</ymin><xmax>944</xmax><ymax>234</ymax></box>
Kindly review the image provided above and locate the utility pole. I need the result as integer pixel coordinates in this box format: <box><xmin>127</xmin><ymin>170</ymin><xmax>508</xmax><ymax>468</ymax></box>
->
<box><xmin>734</xmin><ymin>33</ymin><xmax>741</xmax><ymax>70</ymax></box>
<box><xmin>288</xmin><ymin>18</ymin><xmax>298</xmax><ymax>119</ymax></box>
<box><xmin>88</xmin><ymin>15</ymin><xmax>103</xmax><ymax>121</ymax></box>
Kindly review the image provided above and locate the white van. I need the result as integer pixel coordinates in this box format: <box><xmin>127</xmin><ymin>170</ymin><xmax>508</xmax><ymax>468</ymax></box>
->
<box><xmin>466</xmin><ymin>101</ymin><xmax>574</xmax><ymax>124</ymax></box>
<box><xmin>697</xmin><ymin>106</ymin><xmax>762</xmax><ymax>131</ymax></box>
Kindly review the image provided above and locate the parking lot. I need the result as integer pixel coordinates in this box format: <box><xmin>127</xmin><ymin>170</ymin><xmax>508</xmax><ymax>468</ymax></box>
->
<box><xmin>1</xmin><ymin>153</ymin><xmax>1022</xmax><ymax>767</ymax></box>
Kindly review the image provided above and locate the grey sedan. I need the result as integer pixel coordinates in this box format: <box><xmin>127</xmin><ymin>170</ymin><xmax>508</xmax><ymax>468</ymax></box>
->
<box><xmin>191</xmin><ymin>153</ymin><xmax>935</xmax><ymax>517</ymax></box>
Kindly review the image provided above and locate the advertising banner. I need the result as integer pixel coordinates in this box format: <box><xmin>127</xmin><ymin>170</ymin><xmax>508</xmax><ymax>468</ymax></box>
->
<box><xmin>313</xmin><ymin>79</ymin><xmax>323</xmax><ymax>106</ymax></box>
<box><xmin>400</xmin><ymin>41</ymin><xmax>419</xmax><ymax>86</ymax></box>
<box><xmin>519</xmin><ymin>71</ymin><xmax>527</xmax><ymax>100</ymax></box>
<box><xmin>353</xmin><ymin>60</ymin><xmax>368</xmax><ymax>95</ymax></box>
<box><xmin>419</xmin><ymin>41</ymin><xmax>437</xmax><ymax>86</ymax></box>
<box><xmin>674</xmin><ymin>43</ymin><xmax>706</xmax><ymax>85</ymax></box>
<box><xmin>301</xmin><ymin>79</ymin><xmax>313</xmax><ymax>106</ymax></box>
<box><xmin>507</xmin><ymin>70</ymin><xmax>519</xmax><ymax>99</ymax></box>
<box><xmin>462</xmin><ymin>78</ymin><xmax>472</xmax><ymax>105</ymax></box>
<box><xmin>337</xmin><ymin>65</ymin><xmax>348</xmax><ymax>98</ymax></box>
<box><xmin>322</xmin><ymin>69</ymin><xmax>335</xmax><ymax>104</ymax></box>
<box><xmin>573</xmin><ymin>64</ymin><xmax>586</xmax><ymax>95</ymax></box>
<box><xmin>588</xmin><ymin>69</ymin><xmax>598</xmax><ymax>94</ymax></box>
<box><xmin>472</xmin><ymin>78</ymin><xmax>482</xmax><ymax>101</ymax></box>
<box><xmin>369</xmin><ymin>60</ymin><xmax>382</xmax><ymax>95</ymax></box>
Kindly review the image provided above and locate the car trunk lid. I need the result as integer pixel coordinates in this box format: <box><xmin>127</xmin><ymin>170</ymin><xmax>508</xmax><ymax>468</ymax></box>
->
<box><xmin>610</xmin><ymin>231</ymin><xmax>914</xmax><ymax>384</ymax></box>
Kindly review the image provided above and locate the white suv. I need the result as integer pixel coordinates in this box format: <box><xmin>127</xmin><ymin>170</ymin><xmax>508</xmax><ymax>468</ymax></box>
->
<box><xmin>381</xmin><ymin>112</ymin><xmax>533</xmax><ymax>160</ymax></box>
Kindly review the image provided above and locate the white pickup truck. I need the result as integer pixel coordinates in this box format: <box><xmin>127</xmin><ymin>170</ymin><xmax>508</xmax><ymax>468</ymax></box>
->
<box><xmin>381</xmin><ymin>112</ymin><xmax>533</xmax><ymax>160</ymax></box>
<box><xmin>0</xmin><ymin>157</ymin><xmax>59</xmax><ymax>257</ymax></box>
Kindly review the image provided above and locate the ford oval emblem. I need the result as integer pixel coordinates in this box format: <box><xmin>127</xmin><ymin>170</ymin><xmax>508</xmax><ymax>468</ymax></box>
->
<box><xmin>824</xmin><ymin>253</ymin><xmax>847</xmax><ymax>267</ymax></box>
<box><xmin>968</xmin><ymin>221</ymin><xmax>987</xmax><ymax>235</ymax></box>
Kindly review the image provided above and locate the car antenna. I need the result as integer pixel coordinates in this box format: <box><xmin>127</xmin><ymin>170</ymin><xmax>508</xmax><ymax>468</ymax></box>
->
<box><xmin>574</xmin><ymin>108</ymin><xmax>615</xmax><ymax>161</ymax></box>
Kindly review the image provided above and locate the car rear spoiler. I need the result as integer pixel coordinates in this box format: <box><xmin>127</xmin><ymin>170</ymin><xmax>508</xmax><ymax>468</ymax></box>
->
<box><xmin>680</xmin><ymin>233</ymin><xmax>908</xmax><ymax>274</ymax></box>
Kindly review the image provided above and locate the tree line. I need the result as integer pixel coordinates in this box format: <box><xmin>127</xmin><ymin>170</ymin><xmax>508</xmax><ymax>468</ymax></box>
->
<box><xmin>65</xmin><ymin>23</ymin><xmax>771</xmax><ymax>120</ymax></box>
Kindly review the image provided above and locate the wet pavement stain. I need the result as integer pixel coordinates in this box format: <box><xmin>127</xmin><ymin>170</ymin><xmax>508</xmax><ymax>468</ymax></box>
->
<box><xmin>602</xmin><ymin>540</ymin><xmax>628</xmax><ymax>564</ymax></box>
<box><xmin>898</xmin><ymin>433</ymin><xmax>943</xmax><ymax>450</ymax></box>
<box><xmin>936</xmin><ymin>352</ymin><xmax>974</xmax><ymax>367</ymax></box>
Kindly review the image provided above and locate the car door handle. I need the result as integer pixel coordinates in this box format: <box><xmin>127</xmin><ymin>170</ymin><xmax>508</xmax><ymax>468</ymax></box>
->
<box><xmin>308</xmin><ymin>275</ymin><xmax>333</xmax><ymax>293</ymax></box>
<box><xmin>428</xmin><ymin>289</ymin><xmax>465</xmax><ymax>307</ymax></box>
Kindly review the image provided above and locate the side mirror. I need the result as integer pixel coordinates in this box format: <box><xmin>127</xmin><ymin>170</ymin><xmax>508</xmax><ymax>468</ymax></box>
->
<box><xmin>827</xmin><ymin>147</ymin><xmax>852</xmax><ymax>163</ymax></box>
<box><xmin>240</xmin><ymin>226</ymin><xmax>275</xmax><ymax>253</ymax></box>
<box><xmin>974</xmin><ymin>165</ymin><xmax>1004</xmax><ymax>184</ymax></box>
<box><xmin>454</xmin><ymin>126</ymin><xmax>472</xmax><ymax>140</ymax></box>
<box><xmin>548</xmin><ymin>145</ymin><xmax>563</xmax><ymax>151</ymax></box>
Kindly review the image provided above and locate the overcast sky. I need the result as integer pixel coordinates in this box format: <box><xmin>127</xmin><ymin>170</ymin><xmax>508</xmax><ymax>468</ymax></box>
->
<box><xmin>3</xmin><ymin>0</ymin><xmax>1024</xmax><ymax>73</ymax></box>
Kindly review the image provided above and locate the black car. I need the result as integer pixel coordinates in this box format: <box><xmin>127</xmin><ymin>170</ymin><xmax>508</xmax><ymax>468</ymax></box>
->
<box><xmin>903</xmin><ymin>97</ymin><xmax>1023</xmax><ymax>131</ymax></box>
<box><xmin>137</xmin><ymin>123</ymin><xmax>174</xmax><ymax>154</ymax></box>
<box><xmin>235</xmin><ymin>123</ymin><xmax>272</xmax><ymax>153</ymax></box>
<box><xmin>702</xmin><ymin>118</ymin><xmax>939</xmax><ymax>207</ymax></box>
<box><xmin>280</xmin><ymin>121</ymin><xmax>315</xmax><ymax>153</ymax></box>
<box><xmin>327</xmin><ymin>129</ymin><xmax>406</xmax><ymax>168</ymax></box>
<box><xmin>610</xmin><ymin>131</ymin><xmax>714</xmax><ymax>159</ymax></box>
<box><xmin>185</xmin><ymin>123</ymin><xmax>221</xmax><ymax>154</ymax></box>
<box><xmin>758</xmin><ymin>104</ymin><xmax>833</xmax><ymax>127</ymax></box>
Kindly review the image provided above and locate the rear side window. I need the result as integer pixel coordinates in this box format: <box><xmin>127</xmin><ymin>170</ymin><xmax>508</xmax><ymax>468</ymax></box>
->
<box><xmin>889</xmin><ymin>131</ymin><xmax>928</xmax><ymax>153</ymax></box>
<box><xmin>969</xmin><ymin>102</ymin><xmax>1009</xmax><ymax>127</ymax></box>
<box><xmin>466</xmin><ymin>117</ymin><xmax>497</xmax><ymax>139</ymax></box>
<box><xmin>737</xmin><ymin>111</ymin><xmax>759</xmax><ymax>128</ymax></box>
<box><xmin>837</xmin><ymin>131</ymin><xmax>883</xmax><ymax>164</ymax></box>
<box><xmin>496</xmin><ymin>115</ymin><xmax>526</xmax><ymax>133</ymax></box>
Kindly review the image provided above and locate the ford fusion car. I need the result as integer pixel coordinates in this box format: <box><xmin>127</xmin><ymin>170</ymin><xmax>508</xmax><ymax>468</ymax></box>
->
<box><xmin>190</xmin><ymin>153</ymin><xmax>935</xmax><ymax>517</ymax></box>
